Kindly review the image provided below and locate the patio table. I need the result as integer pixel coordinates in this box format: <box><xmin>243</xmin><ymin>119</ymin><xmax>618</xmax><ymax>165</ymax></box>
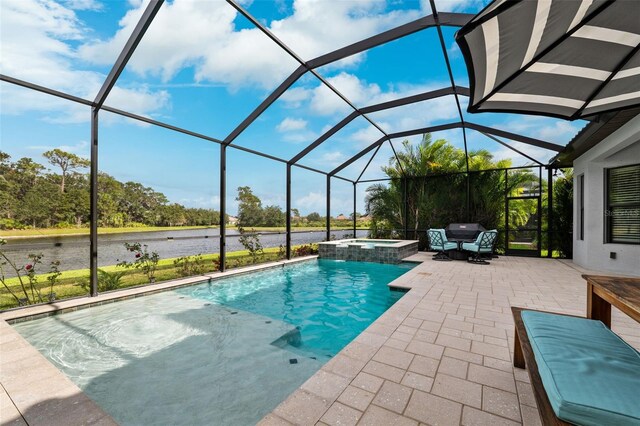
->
<box><xmin>584</xmin><ymin>274</ymin><xmax>640</xmax><ymax>328</ymax></box>
<box><xmin>446</xmin><ymin>238</ymin><xmax>474</xmax><ymax>260</ymax></box>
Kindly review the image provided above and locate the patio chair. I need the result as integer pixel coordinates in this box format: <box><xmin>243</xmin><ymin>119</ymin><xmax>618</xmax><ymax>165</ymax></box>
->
<box><xmin>462</xmin><ymin>230</ymin><xmax>498</xmax><ymax>265</ymax></box>
<box><xmin>427</xmin><ymin>229</ymin><xmax>457</xmax><ymax>261</ymax></box>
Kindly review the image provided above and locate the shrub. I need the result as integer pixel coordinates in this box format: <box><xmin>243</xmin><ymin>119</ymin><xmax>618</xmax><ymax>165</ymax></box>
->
<box><xmin>0</xmin><ymin>239</ymin><xmax>61</xmax><ymax>305</ymax></box>
<box><xmin>54</xmin><ymin>221</ymin><xmax>74</xmax><ymax>229</ymax></box>
<box><xmin>0</xmin><ymin>218</ymin><xmax>27</xmax><ymax>230</ymax></box>
<box><xmin>173</xmin><ymin>254</ymin><xmax>206</xmax><ymax>277</ymax></box>
<box><xmin>238</xmin><ymin>227</ymin><xmax>263</xmax><ymax>264</ymax></box>
<box><xmin>79</xmin><ymin>269</ymin><xmax>127</xmax><ymax>293</ymax></box>
<box><xmin>294</xmin><ymin>244</ymin><xmax>318</xmax><ymax>257</ymax></box>
<box><xmin>124</xmin><ymin>222</ymin><xmax>148</xmax><ymax>228</ymax></box>
<box><xmin>117</xmin><ymin>242</ymin><xmax>160</xmax><ymax>283</ymax></box>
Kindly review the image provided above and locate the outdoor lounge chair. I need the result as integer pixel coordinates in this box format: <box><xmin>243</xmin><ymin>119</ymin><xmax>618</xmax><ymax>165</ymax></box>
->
<box><xmin>462</xmin><ymin>230</ymin><xmax>497</xmax><ymax>265</ymax></box>
<box><xmin>427</xmin><ymin>229</ymin><xmax>457</xmax><ymax>261</ymax></box>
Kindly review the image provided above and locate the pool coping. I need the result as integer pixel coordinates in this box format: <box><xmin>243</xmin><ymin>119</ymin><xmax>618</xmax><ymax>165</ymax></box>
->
<box><xmin>0</xmin><ymin>255</ymin><xmax>317</xmax><ymax>323</ymax></box>
<box><xmin>0</xmin><ymin>255</ymin><xmax>317</xmax><ymax>425</ymax></box>
<box><xmin>317</xmin><ymin>238</ymin><xmax>418</xmax><ymax>249</ymax></box>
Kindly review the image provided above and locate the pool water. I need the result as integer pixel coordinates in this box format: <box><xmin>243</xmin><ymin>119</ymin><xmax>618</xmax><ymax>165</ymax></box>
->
<box><xmin>14</xmin><ymin>259</ymin><xmax>413</xmax><ymax>426</ymax></box>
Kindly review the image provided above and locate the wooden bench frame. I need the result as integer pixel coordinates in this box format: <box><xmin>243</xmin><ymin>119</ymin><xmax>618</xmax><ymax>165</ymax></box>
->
<box><xmin>512</xmin><ymin>307</ymin><xmax>573</xmax><ymax>426</ymax></box>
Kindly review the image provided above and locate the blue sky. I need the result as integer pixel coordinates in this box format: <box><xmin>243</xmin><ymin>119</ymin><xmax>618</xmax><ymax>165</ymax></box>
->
<box><xmin>0</xmin><ymin>0</ymin><xmax>586</xmax><ymax>216</ymax></box>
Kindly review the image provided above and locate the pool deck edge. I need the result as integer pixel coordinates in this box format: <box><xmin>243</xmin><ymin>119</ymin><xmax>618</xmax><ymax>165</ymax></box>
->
<box><xmin>0</xmin><ymin>256</ymin><xmax>317</xmax><ymax>323</ymax></box>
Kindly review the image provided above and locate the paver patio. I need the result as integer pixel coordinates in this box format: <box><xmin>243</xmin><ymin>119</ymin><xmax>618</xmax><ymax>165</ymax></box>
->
<box><xmin>2</xmin><ymin>254</ymin><xmax>638</xmax><ymax>425</ymax></box>
<box><xmin>263</xmin><ymin>254</ymin><xmax>640</xmax><ymax>426</ymax></box>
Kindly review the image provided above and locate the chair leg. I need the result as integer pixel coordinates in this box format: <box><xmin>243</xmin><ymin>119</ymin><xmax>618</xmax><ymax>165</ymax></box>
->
<box><xmin>432</xmin><ymin>251</ymin><xmax>452</xmax><ymax>261</ymax></box>
<box><xmin>513</xmin><ymin>326</ymin><xmax>526</xmax><ymax>369</ymax></box>
<box><xmin>467</xmin><ymin>252</ymin><xmax>490</xmax><ymax>265</ymax></box>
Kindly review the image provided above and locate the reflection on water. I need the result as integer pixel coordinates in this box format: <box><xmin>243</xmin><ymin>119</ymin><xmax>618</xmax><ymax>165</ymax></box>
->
<box><xmin>2</xmin><ymin>229</ymin><xmax>366</xmax><ymax>274</ymax></box>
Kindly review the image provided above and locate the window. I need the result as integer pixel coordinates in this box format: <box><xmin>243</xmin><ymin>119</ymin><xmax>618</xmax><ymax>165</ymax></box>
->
<box><xmin>606</xmin><ymin>164</ymin><xmax>640</xmax><ymax>244</ymax></box>
<box><xmin>578</xmin><ymin>174</ymin><xmax>584</xmax><ymax>240</ymax></box>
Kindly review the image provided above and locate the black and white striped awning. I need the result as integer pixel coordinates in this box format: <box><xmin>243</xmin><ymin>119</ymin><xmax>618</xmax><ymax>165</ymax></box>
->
<box><xmin>456</xmin><ymin>0</ymin><xmax>640</xmax><ymax>120</ymax></box>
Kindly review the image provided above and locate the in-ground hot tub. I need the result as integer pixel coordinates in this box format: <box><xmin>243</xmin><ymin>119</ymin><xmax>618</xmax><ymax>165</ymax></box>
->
<box><xmin>318</xmin><ymin>238</ymin><xmax>418</xmax><ymax>263</ymax></box>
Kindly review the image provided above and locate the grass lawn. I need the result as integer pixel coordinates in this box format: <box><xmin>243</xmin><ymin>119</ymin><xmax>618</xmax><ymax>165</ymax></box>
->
<box><xmin>0</xmin><ymin>245</ymin><xmax>316</xmax><ymax>310</ymax></box>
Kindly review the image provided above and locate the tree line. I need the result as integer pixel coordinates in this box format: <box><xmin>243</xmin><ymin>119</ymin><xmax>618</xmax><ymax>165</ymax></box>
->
<box><xmin>235</xmin><ymin>186</ymin><xmax>343</xmax><ymax>228</ymax></box>
<box><xmin>0</xmin><ymin>150</ymin><xmax>221</xmax><ymax>229</ymax></box>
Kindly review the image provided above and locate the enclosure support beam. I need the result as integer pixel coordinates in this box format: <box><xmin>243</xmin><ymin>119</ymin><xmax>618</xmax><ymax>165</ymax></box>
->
<box><xmin>353</xmin><ymin>183</ymin><xmax>357</xmax><ymax>238</ymax></box>
<box><xmin>465</xmin><ymin>123</ymin><xmax>563</xmax><ymax>152</ymax></box>
<box><xmin>94</xmin><ymin>0</ymin><xmax>164</xmax><ymax>109</ymax></box>
<box><xmin>326</xmin><ymin>176</ymin><xmax>331</xmax><ymax>241</ymax></box>
<box><xmin>289</xmin><ymin>87</ymin><xmax>468</xmax><ymax>166</ymax></box>
<box><xmin>403</xmin><ymin>178</ymin><xmax>409</xmax><ymax>239</ymax></box>
<box><xmin>219</xmin><ymin>145</ymin><xmax>227</xmax><ymax>272</ymax></box>
<box><xmin>286</xmin><ymin>164</ymin><xmax>292</xmax><ymax>260</ymax></box>
<box><xmin>466</xmin><ymin>171</ymin><xmax>471</xmax><ymax>222</ymax></box>
<box><xmin>547</xmin><ymin>167</ymin><xmax>553</xmax><ymax>258</ymax></box>
<box><xmin>538</xmin><ymin>167</ymin><xmax>543</xmax><ymax>257</ymax></box>
<box><xmin>89</xmin><ymin>108</ymin><xmax>99</xmax><ymax>297</ymax></box>
<box><xmin>480</xmin><ymin>132</ymin><xmax>545</xmax><ymax>166</ymax></box>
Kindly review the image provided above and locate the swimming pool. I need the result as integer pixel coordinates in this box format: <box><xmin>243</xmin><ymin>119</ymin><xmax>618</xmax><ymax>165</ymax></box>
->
<box><xmin>13</xmin><ymin>259</ymin><xmax>414</xmax><ymax>425</ymax></box>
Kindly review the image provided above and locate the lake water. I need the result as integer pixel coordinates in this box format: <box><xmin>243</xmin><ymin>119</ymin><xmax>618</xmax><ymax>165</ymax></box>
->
<box><xmin>2</xmin><ymin>228</ymin><xmax>368</xmax><ymax>274</ymax></box>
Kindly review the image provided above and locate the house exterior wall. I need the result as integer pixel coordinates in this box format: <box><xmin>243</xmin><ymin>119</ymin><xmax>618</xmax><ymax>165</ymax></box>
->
<box><xmin>573</xmin><ymin>114</ymin><xmax>640</xmax><ymax>277</ymax></box>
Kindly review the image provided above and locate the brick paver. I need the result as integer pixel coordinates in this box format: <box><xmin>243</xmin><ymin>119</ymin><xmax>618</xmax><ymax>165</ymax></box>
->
<box><xmin>262</xmin><ymin>255</ymin><xmax>640</xmax><ymax>425</ymax></box>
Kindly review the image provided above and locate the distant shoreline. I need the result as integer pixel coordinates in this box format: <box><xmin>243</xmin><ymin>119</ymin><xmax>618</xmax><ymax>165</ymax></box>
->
<box><xmin>0</xmin><ymin>225</ymin><xmax>367</xmax><ymax>240</ymax></box>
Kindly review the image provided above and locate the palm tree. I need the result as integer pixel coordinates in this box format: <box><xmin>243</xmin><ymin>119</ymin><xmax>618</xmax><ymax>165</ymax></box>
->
<box><xmin>366</xmin><ymin>134</ymin><xmax>539</xmax><ymax>247</ymax></box>
<box><xmin>365</xmin><ymin>183</ymin><xmax>403</xmax><ymax>238</ymax></box>
<box><xmin>381</xmin><ymin>134</ymin><xmax>467</xmax><ymax>237</ymax></box>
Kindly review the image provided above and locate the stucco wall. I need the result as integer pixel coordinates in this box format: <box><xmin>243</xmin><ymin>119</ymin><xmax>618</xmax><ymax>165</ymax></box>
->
<box><xmin>573</xmin><ymin>114</ymin><xmax>640</xmax><ymax>277</ymax></box>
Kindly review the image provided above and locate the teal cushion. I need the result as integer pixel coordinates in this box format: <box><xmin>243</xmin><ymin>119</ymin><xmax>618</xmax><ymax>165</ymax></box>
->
<box><xmin>521</xmin><ymin>311</ymin><xmax>640</xmax><ymax>426</ymax></box>
<box><xmin>443</xmin><ymin>242</ymin><xmax>457</xmax><ymax>250</ymax></box>
<box><xmin>474</xmin><ymin>231</ymin><xmax>485</xmax><ymax>244</ymax></box>
<box><xmin>461</xmin><ymin>242</ymin><xmax>479</xmax><ymax>252</ymax></box>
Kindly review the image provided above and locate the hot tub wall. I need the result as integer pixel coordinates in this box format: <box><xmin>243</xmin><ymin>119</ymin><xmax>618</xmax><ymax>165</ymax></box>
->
<box><xmin>318</xmin><ymin>241</ymin><xmax>418</xmax><ymax>263</ymax></box>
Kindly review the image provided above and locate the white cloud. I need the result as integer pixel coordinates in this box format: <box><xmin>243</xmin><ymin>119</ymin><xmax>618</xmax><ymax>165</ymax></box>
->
<box><xmin>26</xmin><ymin>140</ymin><xmax>89</xmax><ymax>155</ymax></box>
<box><xmin>350</xmin><ymin>125</ymin><xmax>386</xmax><ymax>147</ymax></box>
<box><xmin>489</xmin><ymin>142</ymin><xmax>555</xmax><ymax>166</ymax></box>
<box><xmin>304</xmin><ymin>73</ymin><xmax>457</xmax><ymax>132</ymax></box>
<box><xmin>179</xmin><ymin>196</ymin><xmax>221</xmax><ymax>209</ymax></box>
<box><xmin>295</xmin><ymin>191</ymin><xmax>325</xmax><ymax>212</ymax></box>
<box><xmin>280</xmin><ymin>87</ymin><xmax>313</xmax><ymax>108</ymax></box>
<box><xmin>277</xmin><ymin>117</ymin><xmax>308</xmax><ymax>132</ymax></box>
<box><xmin>62</xmin><ymin>0</ymin><xmax>103</xmax><ymax>11</ymax></box>
<box><xmin>77</xmin><ymin>0</ymin><xmax>422</xmax><ymax>90</ymax></box>
<box><xmin>428</xmin><ymin>0</ymin><xmax>487</xmax><ymax>13</ymax></box>
<box><xmin>309</xmin><ymin>72</ymin><xmax>380</xmax><ymax>115</ymax></box>
<box><xmin>0</xmin><ymin>0</ymin><xmax>169</xmax><ymax>122</ymax></box>
<box><xmin>321</xmin><ymin>151</ymin><xmax>346</xmax><ymax>165</ymax></box>
<box><xmin>536</xmin><ymin>121</ymin><xmax>582</xmax><ymax>142</ymax></box>
<box><xmin>448</xmin><ymin>40</ymin><xmax>461</xmax><ymax>59</ymax></box>
<box><xmin>282</xmin><ymin>131</ymin><xmax>318</xmax><ymax>144</ymax></box>
<box><xmin>499</xmin><ymin>116</ymin><xmax>585</xmax><ymax>145</ymax></box>
<box><xmin>366</xmin><ymin>94</ymin><xmax>460</xmax><ymax>134</ymax></box>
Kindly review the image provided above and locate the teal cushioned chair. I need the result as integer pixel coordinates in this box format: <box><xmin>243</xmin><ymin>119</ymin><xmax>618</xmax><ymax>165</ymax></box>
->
<box><xmin>427</xmin><ymin>229</ymin><xmax>457</xmax><ymax>261</ymax></box>
<box><xmin>461</xmin><ymin>230</ymin><xmax>497</xmax><ymax>264</ymax></box>
<box><xmin>521</xmin><ymin>310</ymin><xmax>640</xmax><ymax>426</ymax></box>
